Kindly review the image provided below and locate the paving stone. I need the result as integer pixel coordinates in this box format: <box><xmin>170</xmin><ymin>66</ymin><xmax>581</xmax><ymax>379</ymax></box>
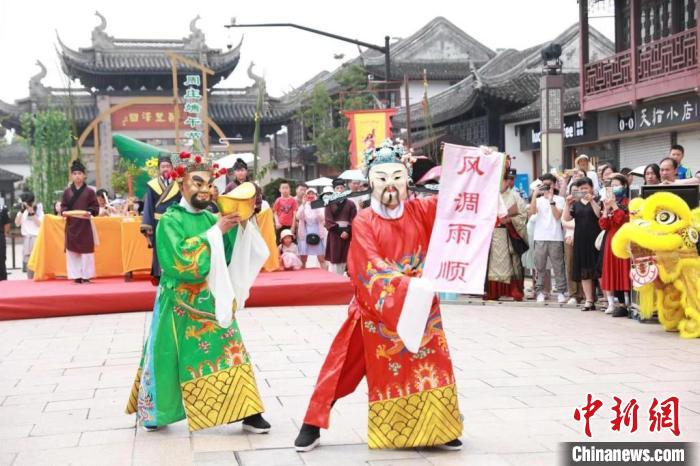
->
<box><xmin>0</xmin><ymin>303</ymin><xmax>699</xmax><ymax>465</ymax></box>
<box><xmin>236</xmin><ymin>448</ymin><xmax>303</xmax><ymax>466</ymax></box>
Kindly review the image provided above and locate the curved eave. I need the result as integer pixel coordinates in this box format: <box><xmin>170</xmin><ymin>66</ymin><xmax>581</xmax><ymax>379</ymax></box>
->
<box><xmin>57</xmin><ymin>33</ymin><xmax>241</xmax><ymax>84</ymax></box>
<box><xmin>207</xmin><ymin>36</ymin><xmax>243</xmax><ymax>75</ymax></box>
<box><xmin>394</xmin><ymin>76</ymin><xmax>480</xmax><ymax>127</ymax></box>
<box><xmin>0</xmin><ymin>99</ymin><xmax>24</xmax><ymax>130</ymax></box>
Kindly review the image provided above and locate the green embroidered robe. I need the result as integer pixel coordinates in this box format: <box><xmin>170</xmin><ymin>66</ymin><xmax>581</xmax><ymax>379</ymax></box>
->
<box><xmin>126</xmin><ymin>204</ymin><xmax>264</xmax><ymax>431</ymax></box>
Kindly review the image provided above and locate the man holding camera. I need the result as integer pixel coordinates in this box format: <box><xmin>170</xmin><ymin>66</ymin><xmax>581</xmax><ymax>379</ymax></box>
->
<box><xmin>14</xmin><ymin>193</ymin><xmax>43</xmax><ymax>279</ymax></box>
<box><xmin>0</xmin><ymin>198</ymin><xmax>9</xmax><ymax>281</ymax></box>
<box><xmin>527</xmin><ymin>173</ymin><xmax>567</xmax><ymax>303</ymax></box>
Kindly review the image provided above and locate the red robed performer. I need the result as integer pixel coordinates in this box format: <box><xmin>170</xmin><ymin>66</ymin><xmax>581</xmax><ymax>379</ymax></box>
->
<box><xmin>294</xmin><ymin>140</ymin><xmax>463</xmax><ymax>452</ymax></box>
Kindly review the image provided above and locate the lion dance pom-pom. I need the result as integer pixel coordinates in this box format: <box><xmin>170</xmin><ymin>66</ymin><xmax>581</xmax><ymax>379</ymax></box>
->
<box><xmin>612</xmin><ymin>192</ymin><xmax>700</xmax><ymax>338</ymax></box>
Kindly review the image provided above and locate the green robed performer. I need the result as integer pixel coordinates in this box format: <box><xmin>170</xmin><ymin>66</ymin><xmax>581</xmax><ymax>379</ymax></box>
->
<box><xmin>126</xmin><ymin>151</ymin><xmax>271</xmax><ymax>433</ymax></box>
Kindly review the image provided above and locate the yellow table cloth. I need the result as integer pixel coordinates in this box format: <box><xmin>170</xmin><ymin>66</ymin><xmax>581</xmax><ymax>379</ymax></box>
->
<box><xmin>28</xmin><ymin>211</ymin><xmax>280</xmax><ymax>280</ymax></box>
<box><xmin>256</xmin><ymin>208</ymin><xmax>281</xmax><ymax>272</ymax></box>
<box><xmin>28</xmin><ymin>215</ymin><xmax>152</xmax><ymax>281</ymax></box>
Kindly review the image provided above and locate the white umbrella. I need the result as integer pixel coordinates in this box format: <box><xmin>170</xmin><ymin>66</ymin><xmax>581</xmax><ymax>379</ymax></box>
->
<box><xmin>631</xmin><ymin>165</ymin><xmax>646</xmax><ymax>176</ymax></box>
<box><xmin>338</xmin><ymin>169</ymin><xmax>366</xmax><ymax>181</ymax></box>
<box><xmin>214</xmin><ymin>152</ymin><xmax>255</xmax><ymax>170</ymax></box>
<box><xmin>306</xmin><ymin>177</ymin><xmax>334</xmax><ymax>187</ymax></box>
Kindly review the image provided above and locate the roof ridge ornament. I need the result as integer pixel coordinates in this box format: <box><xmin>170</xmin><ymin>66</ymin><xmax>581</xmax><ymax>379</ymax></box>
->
<box><xmin>29</xmin><ymin>60</ymin><xmax>49</xmax><ymax>99</ymax></box>
<box><xmin>92</xmin><ymin>11</ymin><xmax>114</xmax><ymax>49</ymax></box>
<box><xmin>247</xmin><ymin>62</ymin><xmax>264</xmax><ymax>89</ymax></box>
<box><xmin>186</xmin><ymin>15</ymin><xmax>206</xmax><ymax>50</ymax></box>
<box><xmin>468</xmin><ymin>53</ymin><xmax>483</xmax><ymax>89</ymax></box>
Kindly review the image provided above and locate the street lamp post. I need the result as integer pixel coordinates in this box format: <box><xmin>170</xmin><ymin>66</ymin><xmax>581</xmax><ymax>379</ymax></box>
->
<box><xmin>224</xmin><ymin>21</ymin><xmax>391</xmax><ymax>81</ymax></box>
<box><xmin>539</xmin><ymin>43</ymin><xmax>564</xmax><ymax>175</ymax></box>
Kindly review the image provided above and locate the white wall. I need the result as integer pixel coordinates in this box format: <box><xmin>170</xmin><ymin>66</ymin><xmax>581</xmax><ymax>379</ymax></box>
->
<box><xmin>504</xmin><ymin>122</ymin><xmax>533</xmax><ymax>181</ymax></box>
<box><xmin>406</xmin><ymin>80</ymin><xmax>453</xmax><ymax>106</ymax></box>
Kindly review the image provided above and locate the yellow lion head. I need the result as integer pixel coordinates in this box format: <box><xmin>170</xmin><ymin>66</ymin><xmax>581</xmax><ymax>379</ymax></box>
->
<box><xmin>612</xmin><ymin>192</ymin><xmax>700</xmax><ymax>338</ymax></box>
<box><xmin>612</xmin><ymin>192</ymin><xmax>700</xmax><ymax>279</ymax></box>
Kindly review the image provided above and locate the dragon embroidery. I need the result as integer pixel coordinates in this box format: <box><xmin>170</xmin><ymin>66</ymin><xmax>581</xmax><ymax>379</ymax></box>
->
<box><xmin>374</xmin><ymin>314</ymin><xmax>444</xmax><ymax>360</ymax></box>
<box><xmin>361</xmin><ymin>250</ymin><xmax>424</xmax><ymax>312</ymax></box>
<box><xmin>173</xmin><ymin>238</ymin><xmax>208</xmax><ymax>278</ymax></box>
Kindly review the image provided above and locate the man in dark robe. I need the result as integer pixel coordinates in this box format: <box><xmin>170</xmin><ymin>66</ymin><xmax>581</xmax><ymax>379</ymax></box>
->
<box><xmin>225</xmin><ymin>158</ymin><xmax>263</xmax><ymax>214</ymax></box>
<box><xmin>324</xmin><ymin>179</ymin><xmax>356</xmax><ymax>275</ymax></box>
<box><xmin>60</xmin><ymin>159</ymin><xmax>99</xmax><ymax>283</ymax></box>
<box><xmin>0</xmin><ymin>199</ymin><xmax>9</xmax><ymax>280</ymax></box>
<box><xmin>140</xmin><ymin>155</ymin><xmax>181</xmax><ymax>283</ymax></box>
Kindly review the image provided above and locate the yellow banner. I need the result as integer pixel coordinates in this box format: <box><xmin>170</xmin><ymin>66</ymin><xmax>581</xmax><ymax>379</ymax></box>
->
<box><xmin>345</xmin><ymin>109</ymin><xmax>396</xmax><ymax>168</ymax></box>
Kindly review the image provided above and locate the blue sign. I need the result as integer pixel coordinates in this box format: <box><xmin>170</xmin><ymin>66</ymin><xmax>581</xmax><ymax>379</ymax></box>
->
<box><xmin>514</xmin><ymin>173</ymin><xmax>530</xmax><ymax>200</ymax></box>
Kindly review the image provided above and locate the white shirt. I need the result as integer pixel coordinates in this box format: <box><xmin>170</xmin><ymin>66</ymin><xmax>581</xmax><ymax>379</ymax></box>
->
<box><xmin>533</xmin><ymin>195</ymin><xmax>565</xmax><ymax>242</ymax></box>
<box><xmin>16</xmin><ymin>204</ymin><xmax>43</xmax><ymax>237</ymax></box>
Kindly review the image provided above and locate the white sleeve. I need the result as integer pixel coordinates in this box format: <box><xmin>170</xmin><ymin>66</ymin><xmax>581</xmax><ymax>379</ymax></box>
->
<box><xmin>396</xmin><ymin>277</ymin><xmax>434</xmax><ymax>354</ymax></box>
<box><xmin>206</xmin><ymin>225</ymin><xmax>235</xmax><ymax>328</ymax></box>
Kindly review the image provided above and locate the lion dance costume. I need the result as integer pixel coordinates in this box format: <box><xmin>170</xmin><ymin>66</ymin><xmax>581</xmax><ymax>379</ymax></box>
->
<box><xmin>612</xmin><ymin>192</ymin><xmax>700</xmax><ymax>338</ymax></box>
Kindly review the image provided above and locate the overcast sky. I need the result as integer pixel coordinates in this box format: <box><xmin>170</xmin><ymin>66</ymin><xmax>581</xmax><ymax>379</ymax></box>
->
<box><xmin>0</xmin><ymin>0</ymin><xmax>614</xmax><ymax>102</ymax></box>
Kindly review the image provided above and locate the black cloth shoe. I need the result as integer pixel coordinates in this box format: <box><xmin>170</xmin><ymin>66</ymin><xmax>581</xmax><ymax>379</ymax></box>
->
<box><xmin>74</xmin><ymin>278</ymin><xmax>83</xmax><ymax>284</ymax></box>
<box><xmin>82</xmin><ymin>279</ymin><xmax>91</xmax><ymax>284</ymax></box>
<box><xmin>436</xmin><ymin>438</ymin><xmax>463</xmax><ymax>451</ymax></box>
<box><xmin>612</xmin><ymin>307</ymin><xmax>629</xmax><ymax>318</ymax></box>
<box><xmin>241</xmin><ymin>413</ymin><xmax>271</xmax><ymax>434</ymax></box>
<box><xmin>294</xmin><ymin>423</ymin><xmax>321</xmax><ymax>452</ymax></box>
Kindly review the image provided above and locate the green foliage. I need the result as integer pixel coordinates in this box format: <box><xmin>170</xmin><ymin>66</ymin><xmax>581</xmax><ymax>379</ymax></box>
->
<box><xmin>112</xmin><ymin>157</ymin><xmax>147</xmax><ymax>196</ymax></box>
<box><xmin>262</xmin><ymin>177</ymin><xmax>297</xmax><ymax>205</ymax></box>
<box><xmin>20</xmin><ymin>110</ymin><xmax>74</xmax><ymax>207</ymax></box>
<box><xmin>297</xmin><ymin>64</ymin><xmax>376</xmax><ymax>173</ymax></box>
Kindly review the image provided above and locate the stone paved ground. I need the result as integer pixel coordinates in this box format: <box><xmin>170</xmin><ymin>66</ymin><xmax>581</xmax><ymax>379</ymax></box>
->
<box><xmin>0</xmin><ymin>304</ymin><xmax>699</xmax><ymax>466</ymax></box>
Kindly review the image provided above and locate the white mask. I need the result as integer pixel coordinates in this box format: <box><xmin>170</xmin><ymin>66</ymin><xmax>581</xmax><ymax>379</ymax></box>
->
<box><xmin>368</xmin><ymin>162</ymin><xmax>410</xmax><ymax>210</ymax></box>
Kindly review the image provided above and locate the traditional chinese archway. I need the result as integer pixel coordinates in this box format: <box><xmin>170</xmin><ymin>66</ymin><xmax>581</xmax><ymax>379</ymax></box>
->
<box><xmin>72</xmin><ymin>53</ymin><xmax>232</xmax><ymax>189</ymax></box>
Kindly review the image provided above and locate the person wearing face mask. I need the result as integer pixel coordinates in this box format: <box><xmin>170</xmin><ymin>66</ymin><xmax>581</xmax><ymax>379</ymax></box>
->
<box><xmin>295</xmin><ymin>187</ymin><xmax>327</xmax><ymax>269</ymax></box>
<box><xmin>125</xmin><ymin>152</ymin><xmax>271</xmax><ymax>435</ymax></box>
<box><xmin>599</xmin><ymin>174</ymin><xmax>631</xmax><ymax>317</ymax></box>
<box><xmin>294</xmin><ymin>140</ymin><xmax>463</xmax><ymax>453</ymax></box>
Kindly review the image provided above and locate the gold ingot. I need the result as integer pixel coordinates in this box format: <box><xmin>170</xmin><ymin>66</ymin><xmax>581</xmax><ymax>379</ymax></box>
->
<box><xmin>216</xmin><ymin>182</ymin><xmax>256</xmax><ymax>219</ymax></box>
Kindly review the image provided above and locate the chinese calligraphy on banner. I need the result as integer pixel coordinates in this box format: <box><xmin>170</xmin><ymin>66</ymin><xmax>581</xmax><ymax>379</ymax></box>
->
<box><xmin>183</xmin><ymin>74</ymin><xmax>203</xmax><ymax>149</ymax></box>
<box><xmin>423</xmin><ymin>144</ymin><xmax>504</xmax><ymax>294</ymax></box>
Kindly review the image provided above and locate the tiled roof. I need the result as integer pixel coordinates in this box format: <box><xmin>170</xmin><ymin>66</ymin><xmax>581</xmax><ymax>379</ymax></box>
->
<box><xmin>501</xmin><ymin>86</ymin><xmax>582</xmax><ymax>123</ymax></box>
<box><xmin>0</xmin><ymin>143</ymin><xmax>29</xmax><ymax>164</ymax></box>
<box><xmin>362</xmin><ymin>16</ymin><xmax>495</xmax><ymax>80</ymax></box>
<box><xmin>394</xmin><ymin>23</ymin><xmax>610</xmax><ymax>127</ymax></box>
<box><xmin>208</xmin><ymin>91</ymin><xmax>296</xmax><ymax>124</ymax></box>
<box><xmin>0</xmin><ymin>166</ymin><xmax>23</xmax><ymax>182</ymax></box>
<box><xmin>56</xmin><ymin>14</ymin><xmax>241</xmax><ymax>90</ymax></box>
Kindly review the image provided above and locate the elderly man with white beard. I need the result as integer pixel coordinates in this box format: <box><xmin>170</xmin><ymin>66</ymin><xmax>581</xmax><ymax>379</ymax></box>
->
<box><xmin>294</xmin><ymin>140</ymin><xmax>463</xmax><ymax>452</ymax></box>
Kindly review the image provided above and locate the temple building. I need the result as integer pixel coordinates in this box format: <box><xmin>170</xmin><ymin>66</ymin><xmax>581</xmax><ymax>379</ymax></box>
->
<box><xmin>0</xmin><ymin>12</ymin><xmax>294</xmax><ymax>189</ymax></box>
<box><xmin>394</xmin><ymin>23</ymin><xmax>615</xmax><ymax>179</ymax></box>
<box><xmin>274</xmin><ymin>16</ymin><xmax>499</xmax><ymax>177</ymax></box>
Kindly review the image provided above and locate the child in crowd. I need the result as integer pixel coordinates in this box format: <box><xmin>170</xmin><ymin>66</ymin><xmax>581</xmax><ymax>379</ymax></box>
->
<box><xmin>278</xmin><ymin>229</ymin><xmax>302</xmax><ymax>271</ymax></box>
